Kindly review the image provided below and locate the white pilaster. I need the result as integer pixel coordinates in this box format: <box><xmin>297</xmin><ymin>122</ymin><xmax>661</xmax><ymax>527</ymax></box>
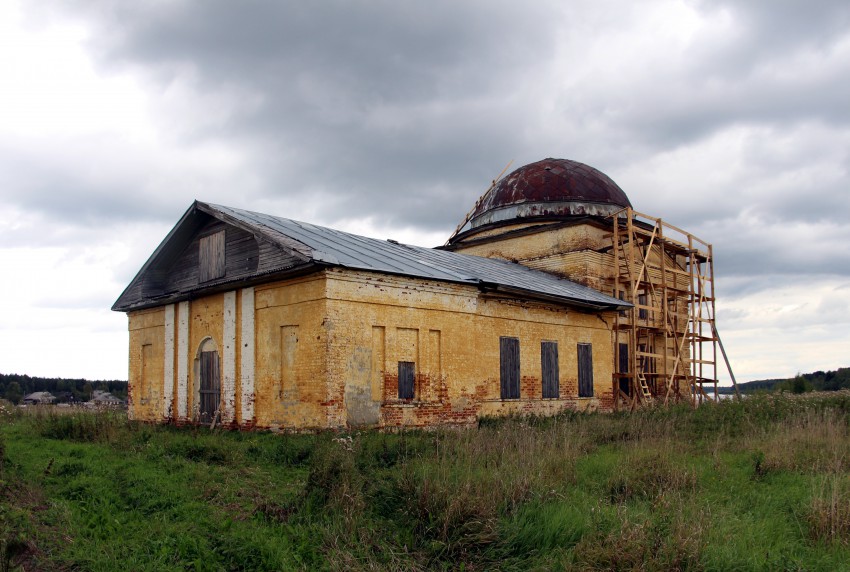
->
<box><xmin>163</xmin><ymin>304</ymin><xmax>175</xmax><ymax>420</ymax></box>
<box><xmin>240</xmin><ymin>287</ymin><xmax>255</xmax><ymax>424</ymax></box>
<box><xmin>177</xmin><ymin>300</ymin><xmax>190</xmax><ymax>420</ymax></box>
<box><xmin>222</xmin><ymin>291</ymin><xmax>236</xmax><ymax>424</ymax></box>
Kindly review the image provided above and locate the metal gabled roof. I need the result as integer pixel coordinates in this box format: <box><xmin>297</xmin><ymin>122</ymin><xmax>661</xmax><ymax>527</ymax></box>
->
<box><xmin>203</xmin><ymin>202</ymin><xmax>628</xmax><ymax>311</ymax></box>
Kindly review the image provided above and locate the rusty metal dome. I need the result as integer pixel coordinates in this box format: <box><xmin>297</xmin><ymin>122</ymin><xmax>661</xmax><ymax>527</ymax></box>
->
<box><xmin>465</xmin><ymin>158</ymin><xmax>631</xmax><ymax>231</ymax></box>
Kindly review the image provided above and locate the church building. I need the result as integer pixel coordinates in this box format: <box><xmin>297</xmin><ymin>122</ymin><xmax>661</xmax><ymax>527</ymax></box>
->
<box><xmin>113</xmin><ymin>158</ymin><xmax>719</xmax><ymax>429</ymax></box>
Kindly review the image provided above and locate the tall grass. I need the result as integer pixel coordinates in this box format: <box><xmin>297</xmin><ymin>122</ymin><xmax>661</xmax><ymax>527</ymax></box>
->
<box><xmin>1</xmin><ymin>392</ymin><xmax>850</xmax><ymax>570</ymax></box>
<box><xmin>807</xmin><ymin>474</ymin><xmax>850</xmax><ymax>546</ymax></box>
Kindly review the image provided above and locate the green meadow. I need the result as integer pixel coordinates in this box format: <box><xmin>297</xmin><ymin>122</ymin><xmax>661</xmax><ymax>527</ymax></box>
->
<box><xmin>1</xmin><ymin>393</ymin><xmax>849</xmax><ymax>571</ymax></box>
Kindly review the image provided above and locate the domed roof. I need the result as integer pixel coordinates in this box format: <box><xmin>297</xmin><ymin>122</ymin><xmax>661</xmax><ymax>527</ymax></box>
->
<box><xmin>465</xmin><ymin>158</ymin><xmax>631</xmax><ymax>231</ymax></box>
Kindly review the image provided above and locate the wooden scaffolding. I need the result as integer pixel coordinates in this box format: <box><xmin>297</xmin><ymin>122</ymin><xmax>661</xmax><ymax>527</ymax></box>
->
<box><xmin>609</xmin><ymin>208</ymin><xmax>718</xmax><ymax>410</ymax></box>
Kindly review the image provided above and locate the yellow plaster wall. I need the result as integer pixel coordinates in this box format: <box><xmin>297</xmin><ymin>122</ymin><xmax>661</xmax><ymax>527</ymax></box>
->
<box><xmin>125</xmin><ymin>265</ymin><xmax>618</xmax><ymax>430</ymax></box>
<box><xmin>187</xmin><ymin>294</ymin><xmax>224</xmax><ymax>419</ymax></box>
<box><xmin>127</xmin><ymin>307</ymin><xmax>165</xmax><ymax>421</ymax></box>
<box><xmin>253</xmin><ymin>274</ymin><xmax>329</xmax><ymax>429</ymax></box>
<box><xmin>324</xmin><ymin>269</ymin><xmax>616</xmax><ymax>428</ymax></box>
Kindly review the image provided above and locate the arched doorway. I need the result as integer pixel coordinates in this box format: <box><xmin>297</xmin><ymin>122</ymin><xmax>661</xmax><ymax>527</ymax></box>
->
<box><xmin>196</xmin><ymin>338</ymin><xmax>221</xmax><ymax>423</ymax></box>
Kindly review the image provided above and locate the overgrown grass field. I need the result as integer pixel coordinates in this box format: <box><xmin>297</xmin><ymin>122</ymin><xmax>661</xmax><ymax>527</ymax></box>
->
<box><xmin>2</xmin><ymin>393</ymin><xmax>850</xmax><ymax>571</ymax></box>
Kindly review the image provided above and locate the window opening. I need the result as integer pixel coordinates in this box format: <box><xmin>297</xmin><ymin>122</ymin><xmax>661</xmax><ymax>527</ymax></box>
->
<box><xmin>541</xmin><ymin>341</ymin><xmax>559</xmax><ymax>398</ymax></box>
<box><xmin>398</xmin><ymin>361</ymin><xmax>415</xmax><ymax>400</ymax></box>
<box><xmin>578</xmin><ymin>343</ymin><xmax>594</xmax><ymax>397</ymax></box>
<box><xmin>500</xmin><ymin>337</ymin><xmax>520</xmax><ymax>399</ymax></box>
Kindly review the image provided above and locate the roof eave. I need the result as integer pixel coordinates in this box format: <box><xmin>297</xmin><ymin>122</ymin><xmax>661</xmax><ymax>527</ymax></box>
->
<box><xmin>112</xmin><ymin>261</ymin><xmax>320</xmax><ymax>313</ymax></box>
<box><xmin>481</xmin><ymin>283</ymin><xmax>632</xmax><ymax>312</ymax></box>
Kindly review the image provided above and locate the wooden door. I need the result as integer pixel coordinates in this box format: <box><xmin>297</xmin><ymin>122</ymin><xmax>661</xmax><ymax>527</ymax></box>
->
<box><xmin>199</xmin><ymin>350</ymin><xmax>221</xmax><ymax>423</ymax></box>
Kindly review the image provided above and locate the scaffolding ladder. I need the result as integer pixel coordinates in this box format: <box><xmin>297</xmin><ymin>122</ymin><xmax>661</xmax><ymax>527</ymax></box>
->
<box><xmin>610</xmin><ymin>208</ymin><xmax>719</xmax><ymax>410</ymax></box>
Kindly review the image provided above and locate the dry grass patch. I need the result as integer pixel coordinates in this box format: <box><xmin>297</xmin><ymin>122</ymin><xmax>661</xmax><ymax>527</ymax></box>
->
<box><xmin>607</xmin><ymin>443</ymin><xmax>698</xmax><ymax>504</ymax></box>
<box><xmin>572</xmin><ymin>504</ymin><xmax>707</xmax><ymax>571</ymax></box>
<box><xmin>758</xmin><ymin>410</ymin><xmax>850</xmax><ymax>475</ymax></box>
<box><xmin>807</xmin><ymin>474</ymin><xmax>850</xmax><ymax>546</ymax></box>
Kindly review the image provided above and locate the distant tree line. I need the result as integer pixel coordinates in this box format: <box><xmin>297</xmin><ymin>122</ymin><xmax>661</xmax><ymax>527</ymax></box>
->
<box><xmin>728</xmin><ymin>367</ymin><xmax>850</xmax><ymax>394</ymax></box>
<box><xmin>0</xmin><ymin>373</ymin><xmax>128</xmax><ymax>405</ymax></box>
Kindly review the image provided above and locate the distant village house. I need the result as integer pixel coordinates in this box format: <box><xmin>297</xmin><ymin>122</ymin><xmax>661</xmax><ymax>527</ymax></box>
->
<box><xmin>21</xmin><ymin>391</ymin><xmax>56</xmax><ymax>405</ymax></box>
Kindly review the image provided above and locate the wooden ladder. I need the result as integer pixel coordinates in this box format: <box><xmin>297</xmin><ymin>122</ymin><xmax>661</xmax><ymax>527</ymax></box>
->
<box><xmin>637</xmin><ymin>373</ymin><xmax>653</xmax><ymax>401</ymax></box>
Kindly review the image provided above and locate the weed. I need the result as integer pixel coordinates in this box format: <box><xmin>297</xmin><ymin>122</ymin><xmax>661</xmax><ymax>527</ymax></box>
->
<box><xmin>303</xmin><ymin>436</ymin><xmax>364</xmax><ymax>514</ymax></box>
<box><xmin>751</xmin><ymin>449</ymin><xmax>769</xmax><ymax>478</ymax></box>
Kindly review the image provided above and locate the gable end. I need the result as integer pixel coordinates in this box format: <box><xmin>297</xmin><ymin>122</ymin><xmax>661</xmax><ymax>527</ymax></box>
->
<box><xmin>112</xmin><ymin>203</ymin><xmax>316</xmax><ymax>312</ymax></box>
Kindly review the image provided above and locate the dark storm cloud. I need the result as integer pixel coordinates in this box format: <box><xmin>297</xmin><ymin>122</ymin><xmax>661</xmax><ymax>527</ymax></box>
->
<box><xmin>16</xmin><ymin>0</ymin><xmax>850</xmax><ymax>277</ymax></box>
<box><xmin>29</xmin><ymin>0</ymin><xmax>562</xmax><ymax>231</ymax></box>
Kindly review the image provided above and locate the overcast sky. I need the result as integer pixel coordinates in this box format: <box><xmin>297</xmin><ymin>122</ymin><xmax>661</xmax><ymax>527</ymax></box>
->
<box><xmin>1</xmin><ymin>0</ymin><xmax>848</xmax><ymax>383</ymax></box>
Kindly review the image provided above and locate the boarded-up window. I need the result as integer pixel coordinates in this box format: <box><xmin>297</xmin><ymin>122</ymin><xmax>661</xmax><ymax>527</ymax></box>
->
<box><xmin>199</xmin><ymin>231</ymin><xmax>225</xmax><ymax>282</ymax></box>
<box><xmin>500</xmin><ymin>337</ymin><xmax>520</xmax><ymax>399</ymax></box>
<box><xmin>578</xmin><ymin>343</ymin><xmax>594</xmax><ymax>397</ymax></box>
<box><xmin>398</xmin><ymin>361</ymin><xmax>415</xmax><ymax>399</ymax></box>
<box><xmin>541</xmin><ymin>341</ymin><xmax>559</xmax><ymax>399</ymax></box>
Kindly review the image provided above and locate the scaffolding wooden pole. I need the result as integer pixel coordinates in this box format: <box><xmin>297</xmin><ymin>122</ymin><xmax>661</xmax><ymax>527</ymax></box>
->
<box><xmin>607</xmin><ymin>208</ymin><xmax>719</xmax><ymax>408</ymax></box>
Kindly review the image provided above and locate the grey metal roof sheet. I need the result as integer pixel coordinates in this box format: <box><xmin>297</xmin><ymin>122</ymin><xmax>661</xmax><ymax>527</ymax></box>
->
<box><xmin>204</xmin><ymin>202</ymin><xmax>628</xmax><ymax>311</ymax></box>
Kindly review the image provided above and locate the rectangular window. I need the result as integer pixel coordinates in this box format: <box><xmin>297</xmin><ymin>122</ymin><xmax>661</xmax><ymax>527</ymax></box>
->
<box><xmin>541</xmin><ymin>341</ymin><xmax>559</xmax><ymax>398</ymax></box>
<box><xmin>398</xmin><ymin>361</ymin><xmax>415</xmax><ymax>400</ymax></box>
<box><xmin>577</xmin><ymin>343</ymin><xmax>594</xmax><ymax>397</ymax></box>
<box><xmin>638</xmin><ymin>293</ymin><xmax>648</xmax><ymax>320</ymax></box>
<box><xmin>618</xmin><ymin>342</ymin><xmax>630</xmax><ymax>395</ymax></box>
<box><xmin>500</xmin><ymin>337</ymin><xmax>520</xmax><ymax>399</ymax></box>
<box><xmin>199</xmin><ymin>230</ymin><xmax>225</xmax><ymax>282</ymax></box>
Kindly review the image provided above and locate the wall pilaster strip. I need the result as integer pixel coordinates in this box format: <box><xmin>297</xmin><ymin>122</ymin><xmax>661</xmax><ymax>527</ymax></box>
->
<box><xmin>240</xmin><ymin>287</ymin><xmax>255</xmax><ymax>424</ymax></box>
<box><xmin>177</xmin><ymin>301</ymin><xmax>190</xmax><ymax>420</ymax></box>
<box><xmin>222</xmin><ymin>291</ymin><xmax>237</xmax><ymax>424</ymax></box>
<box><xmin>163</xmin><ymin>304</ymin><xmax>175</xmax><ymax>420</ymax></box>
